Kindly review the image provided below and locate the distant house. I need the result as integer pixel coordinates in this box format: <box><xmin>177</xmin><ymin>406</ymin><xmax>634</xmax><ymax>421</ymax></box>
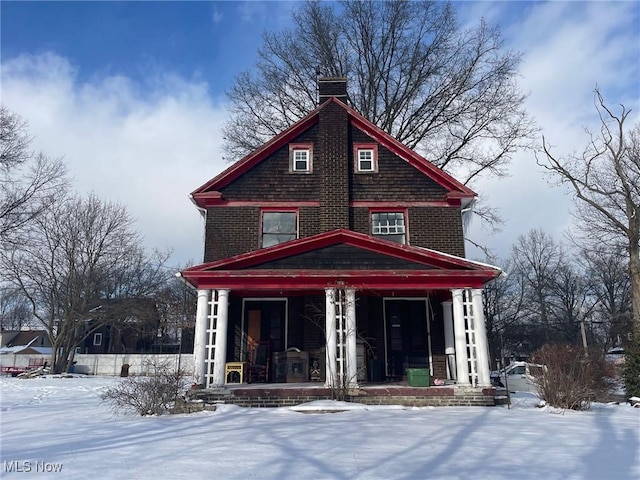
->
<box><xmin>180</xmin><ymin>78</ymin><xmax>501</xmax><ymax>395</ymax></box>
<box><xmin>79</xmin><ymin>298</ymin><xmax>181</xmax><ymax>354</ymax></box>
<box><xmin>0</xmin><ymin>329</ymin><xmax>52</xmax><ymax>356</ymax></box>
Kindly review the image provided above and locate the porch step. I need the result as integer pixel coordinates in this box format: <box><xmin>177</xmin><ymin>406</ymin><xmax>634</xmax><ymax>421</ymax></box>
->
<box><xmin>186</xmin><ymin>385</ymin><xmax>499</xmax><ymax>408</ymax></box>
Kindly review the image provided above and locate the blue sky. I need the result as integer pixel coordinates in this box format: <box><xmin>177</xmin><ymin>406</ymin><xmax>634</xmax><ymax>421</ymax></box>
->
<box><xmin>2</xmin><ymin>1</ymin><xmax>294</xmax><ymax>93</ymax></box>
<box><xmin>2</xmin><ymin>1</ymin><xmax>639</xmax><ymax>268</ymax></box>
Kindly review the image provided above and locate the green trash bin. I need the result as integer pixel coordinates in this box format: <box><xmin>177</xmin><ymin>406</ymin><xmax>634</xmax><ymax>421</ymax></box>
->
<box><xmin>407</xmin><ymin>368</ymin><xmax>430</xmax><ymax>387</ymax></box>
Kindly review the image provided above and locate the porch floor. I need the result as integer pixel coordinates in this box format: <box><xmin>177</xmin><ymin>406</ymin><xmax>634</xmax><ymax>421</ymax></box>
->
<box><xmin>187</xmin><ymin>381</ymin><xmax>499</xmax><ymax>408</ymax></box>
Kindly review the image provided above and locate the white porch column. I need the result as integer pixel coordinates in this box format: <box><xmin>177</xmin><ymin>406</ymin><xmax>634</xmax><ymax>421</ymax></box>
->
<box><xmin>441</xmin><ymin>300</ymin><xmax>456</xmax><ymax>380</ymax></box>
<box><xmin>325</xmin><ymin>288</ymin><xmax>338</xmax><ymax>388</ymax></box>
<box><xmin>471</xmin><ymin>288</ymin><xmax>491</xmax><ymax>387</ymax></box>
<box><xmin>211</xmin><ymin>289</ymin><xmax>230</xmax><ymax>387</ymax></box>
<box><xmin>451</xmin><ymin>289</ymin><xmax>470</xmax><ymax>385</ymax></box>
<box><xmin>345</xmin><ymin>288</ymin><xmax>358</xmax><ymax>388</ymax></box>
<box><xmin>193</xmin><ymin>289</ymin><xmax>210</xmax><ymax>387</ymax></box>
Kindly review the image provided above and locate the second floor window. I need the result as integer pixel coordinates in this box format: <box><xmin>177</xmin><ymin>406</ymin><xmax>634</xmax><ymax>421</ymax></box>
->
<box><xmin>262</xmin><ymin>211</ymin><xmax>297</xmax><ymax>247</ymax></box>
<box><xmin>372</xmin><ymin>212</ymin><xmax>406</xmax><ymax>244</ymax></box>
<box><xmin>93</xmin><ymin>333</ymin><xmax>103</xmax><ymax>346</ymax></box>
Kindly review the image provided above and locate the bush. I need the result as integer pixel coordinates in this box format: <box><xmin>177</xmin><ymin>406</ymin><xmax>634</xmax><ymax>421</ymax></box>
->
<box><xmin>621</xmin><ymin>336</ymin><xmax>640</xmax><ymax>400</ymax></box>
<box><xmin>531</xmin><ymin>344</ymin><xmax>610</xmax><ymax>411</ymax></box>
<box><xmin>101</xmin><ymin>361</ymin><xmax>187</xmax><ymax>416</ymax></box>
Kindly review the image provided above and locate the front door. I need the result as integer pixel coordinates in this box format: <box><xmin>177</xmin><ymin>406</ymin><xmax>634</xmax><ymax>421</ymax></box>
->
<box><xmin>243</xmin><ymin>299</ymin><xmax>286</xmax><ymax>360</ymax></box>
<box><xmin>384</xmin><ymin>299</ymin><xmax>431</xmax><ymax>380</ymax></box>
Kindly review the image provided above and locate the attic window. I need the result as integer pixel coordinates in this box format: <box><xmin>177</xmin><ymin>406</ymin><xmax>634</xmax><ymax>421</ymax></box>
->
<box><xmin>354</xmin><ymin>143</ymin><xmax>378</xmax><ymax>173</ymax></box>
<box><xmin>289</xmin><ymin>144</ymin><xmax>313</xmax><ymax>173</ymax></box>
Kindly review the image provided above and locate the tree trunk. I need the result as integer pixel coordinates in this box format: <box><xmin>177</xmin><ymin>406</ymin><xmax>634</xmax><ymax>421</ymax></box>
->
<box><xmin>630</xmin><ymin>236</ymin><xmax>640</xmax><ymax>337</ymax></box>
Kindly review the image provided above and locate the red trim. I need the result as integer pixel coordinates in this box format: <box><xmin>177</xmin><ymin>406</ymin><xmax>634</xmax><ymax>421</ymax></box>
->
<box><xmin>199</xmin><ymin>200</ymin><xmax>320</xmax><ymax>208</ymax></box>
<box><xmin>190</xmin><ymin>112</ymin><xmax>320</xmax><ymax>206</ymax></box>
<box><xmin>182</xmin><ymin>269</ymin><xmax>495</xmax><ymax>291</ymax></box>
<box><xmin>181</xmin><ymin>229</ymin><xmax>501</xmax><ymax>290</ymax></box>
<box><xmin>346</xmin><ymin>111</ymin><xmax>475</xmax><ymax>197</ymax></box>
<box><xmin>351</xmin><ymin>201</ymin><xmax>451</xmax><ymax>208</ymax></box>
<box><xmin>260</xmin><ymin>206</ymin><xmax>299</xmax><ymax>212</ymax></box>
<box><xmin>190</xmin><ymin>98</ymin><xmax>476</xmax><ymax>209</ymax></box>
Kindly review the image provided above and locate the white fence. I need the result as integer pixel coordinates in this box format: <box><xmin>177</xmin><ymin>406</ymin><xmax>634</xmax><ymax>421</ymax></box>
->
<box><xmin>1</xmin><ymin>353</ymin><xmax>193</xmax><ymax>377</ymax></box>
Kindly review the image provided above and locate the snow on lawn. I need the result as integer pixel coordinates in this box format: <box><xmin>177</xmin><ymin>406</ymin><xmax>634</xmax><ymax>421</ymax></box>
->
<box><xmin>1</xmin><ymin>376</ymin><xmax>639</xmax><ymax>480</ymax></box>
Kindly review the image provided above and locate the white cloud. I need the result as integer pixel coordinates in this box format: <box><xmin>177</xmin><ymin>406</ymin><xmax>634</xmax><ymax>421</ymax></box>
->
<box><xmin>1</xmin><ymin>52</ymin><xmax>229</xmax><ymax>269</ymax></box>
<box><xmin>467</xmin><ymin>1</ymin><xmax>640</xmax><ymax>262</ymax></box>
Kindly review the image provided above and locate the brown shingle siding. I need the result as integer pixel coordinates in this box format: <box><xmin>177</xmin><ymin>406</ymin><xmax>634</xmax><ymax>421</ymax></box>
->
<box><xmin>408</xmin><ymin>207</ymin><xmax>465</xmax><ymax>257</ymax></box>
<box><xmin>350</xmin><ymin>206</ymin><xmax>465</xmax><ymax>257</ymax></box>
<box><xmin>350</xmin><ymin>126</ymin><xmax>447</xmax><ymax>201</ymax></box>
<box><xmin>221</xmin><ymin>125</ymin><xmax>320</xmax><ymax>201</ymax></box>
<box><xmin>204</xmin><ymin>206</ymin><xmax>259</xmax><ymax>262</ymax></box>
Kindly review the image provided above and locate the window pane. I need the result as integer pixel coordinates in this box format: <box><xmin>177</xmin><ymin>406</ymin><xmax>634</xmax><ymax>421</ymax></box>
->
<box><xmin>358</xmin><ymin>149</ymin><xmax>374</xmax><ymax>171</ymax></box>
<box><xmin>293</xmin><ymin>150</ymin><xmax>309</xmax><ymax>171</ymax></box>
<box><xmin>359</xmin><ymin>159</ymin><xmax>373</xmax><ymax>171</ymax></box>
<box><xmin>372</xmin><ymin>212</ymin><xmax>406</xmax><ymax>244</ymax></box>
<box><xmin>262</xmin><ymin>212</ymin><xmax>297</xmax><ymax>247</ymax></box>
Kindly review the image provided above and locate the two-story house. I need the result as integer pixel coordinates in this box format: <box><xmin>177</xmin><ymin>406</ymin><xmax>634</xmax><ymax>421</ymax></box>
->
<box><xmin>180</xmin><ymin>78</ymin><xmax>501</xmax><ymax>402</ymax></box>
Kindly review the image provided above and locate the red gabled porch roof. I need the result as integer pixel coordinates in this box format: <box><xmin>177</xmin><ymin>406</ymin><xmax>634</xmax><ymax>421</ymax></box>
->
<box><xmin>191</xmin><ymin>98</ymin><xmax>476</xmax><ymax>208</ymax></box>
<box><xmin>180</xmin><ymin>229</ymin><xmax>501</xmax><ymax>291</ymax></box>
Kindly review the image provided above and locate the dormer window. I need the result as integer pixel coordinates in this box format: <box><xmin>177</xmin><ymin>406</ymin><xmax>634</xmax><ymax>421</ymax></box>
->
<box><xmin>354</xmin><ymin>143</ymin><xmax>378</xmax><ymax>173</ymax></box>
<box><xmin>289</xmin><ymin>143</ymin><xmax>313</xmax><ymax>173</ymax></box>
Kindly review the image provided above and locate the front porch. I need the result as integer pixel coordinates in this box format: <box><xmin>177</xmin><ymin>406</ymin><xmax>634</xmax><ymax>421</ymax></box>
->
<box><xmin>188</xmin><ymin>381</ymin><xmax>499</xmax><ymax>408</ymax></box>
<box><xmin>180</xmin><ymin>230</ymin><xmax>503</xmax><ymax>403</ymax></box>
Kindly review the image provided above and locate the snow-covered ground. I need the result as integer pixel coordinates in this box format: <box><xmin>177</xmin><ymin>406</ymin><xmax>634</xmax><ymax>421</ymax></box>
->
<box><xmin>1</xmin><ymin>376</ymin><xmax>638</xmax><ymax>480</ymax></box>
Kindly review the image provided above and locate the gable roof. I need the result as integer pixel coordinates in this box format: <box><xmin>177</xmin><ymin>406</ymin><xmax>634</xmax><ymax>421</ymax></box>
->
<box><xmin>180</xmin><ymin>229</ymin><xmax>501</xmax><ymax>291</ymax></box>
<box><xmin>191</xmin><ymin>98</ymin><xmax>476</xmax><ymax>208</ymax></box>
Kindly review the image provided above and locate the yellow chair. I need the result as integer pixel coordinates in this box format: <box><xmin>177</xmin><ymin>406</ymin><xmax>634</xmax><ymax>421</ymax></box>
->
<box><xmin>224</xmin><ymin>362</ymin><xmax>246</xmax><ymax>384</ymax></box>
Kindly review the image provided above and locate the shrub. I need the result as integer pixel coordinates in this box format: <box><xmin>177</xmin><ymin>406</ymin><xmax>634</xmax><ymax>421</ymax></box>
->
<box><xmin>101</xmin><ymin>361</ymin><xmax>187</xmax><ymax>416</ymax></box>
<box><xmin>531</xmin><ymin>344</ymin><xmax>610</xmax><ymax>411</ymax></box>
<box><xmin>621</xmin><ymin>336</ymin><xmax>640</xmax><ymax>400</ymax></box>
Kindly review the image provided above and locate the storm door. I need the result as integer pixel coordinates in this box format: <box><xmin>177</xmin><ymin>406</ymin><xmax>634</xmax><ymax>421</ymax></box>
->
<box><xmin>384</xmin><ymin>299</ymin><xmax>431</xmax><ymax>380</ymax></box>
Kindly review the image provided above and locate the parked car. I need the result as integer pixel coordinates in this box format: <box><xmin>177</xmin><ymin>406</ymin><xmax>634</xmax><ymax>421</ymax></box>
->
<box><xmin>491</xmin><ymin>361</ymin><xmax>545</xmax><ymax>393</ymax></box>
<box><xmin>605</xmin><ymin>347</ymin><xmax>625</xmax><ymax>366</ymax></box>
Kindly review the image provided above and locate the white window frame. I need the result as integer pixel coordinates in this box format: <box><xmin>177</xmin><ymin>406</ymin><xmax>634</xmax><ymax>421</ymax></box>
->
<box><xmin>371</xmin><ymin>211</ymin><xmax>407</xmax><ymax>244</ymax></box>
<box><xmin>354</xmin><ymin>143</ymin><xmax>378</xmax><ymax>173</ymax></box>
<box><xmin>93</xmin><ymin>332</ymin><xmax>103</xmax><ymax>346</ymax></box>
<box><xmin>289</xmin><ymin>144</ymin><xmax>313</xmax><ymax>173</ymax></box>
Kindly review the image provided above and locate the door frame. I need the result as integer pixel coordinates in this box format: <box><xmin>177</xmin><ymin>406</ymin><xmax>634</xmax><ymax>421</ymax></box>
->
<box><xmin>382</xmin><ymin>297</ymin><xmax>433</xmax><ymax>379</ymax></box>
<box><xmin>240</xmin><ymin>298</ymin><xmax>289</xmax><ymax>363</ymax></box>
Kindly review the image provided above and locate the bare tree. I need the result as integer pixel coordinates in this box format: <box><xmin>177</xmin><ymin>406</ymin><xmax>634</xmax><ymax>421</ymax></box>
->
<box><xmin>482</xmin><ymin>257</ymin><xmax>526</xmax><ymax>367</ymax></box>
<box><xmin>510</xmin><ymin>229</ymin><xmax>565</xmax><ymax>345</ymax></box>
<box><xmin>224</xmin><ymin>1</ymin><xmax>536</xmax><ymax>204</ymax></box>
<box><xmin>0</xmin><ymin>193</ymin><xmax>169</xmax><ymax>373</ymax></box>
<box><xmin>539</xmin><ymin>88</ymin><xmax>640</xmax><ymax>334</ymax></box>
<box><xmin>0</xmin><ymin>286</ymin><xmax>32</xmax><ymax>330</ymax></box>
<box><xmin>579</xmin><ymin>244</ymin><xmax>632</xmax><ymax>347</ymax></box>
<box><xmin>0</xmin><ymin>105</ymin><xmax>67</xmax><ymax>244</ymax></box>
<box><xmin>154</xmin><ymin>267</ymin><xmax>197</xmax><ymax>353</ymax></box>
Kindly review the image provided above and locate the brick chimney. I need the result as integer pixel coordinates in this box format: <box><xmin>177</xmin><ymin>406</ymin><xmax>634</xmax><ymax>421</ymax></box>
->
<box><xmin>318</xmin><ymin>77</ymin><xmax>348</xmax><ymax>105</ymax></box>
<box><xmin>317</xmin><ymin>77</ymin><xmax>350</xmax><ymax>231</ymax></box>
